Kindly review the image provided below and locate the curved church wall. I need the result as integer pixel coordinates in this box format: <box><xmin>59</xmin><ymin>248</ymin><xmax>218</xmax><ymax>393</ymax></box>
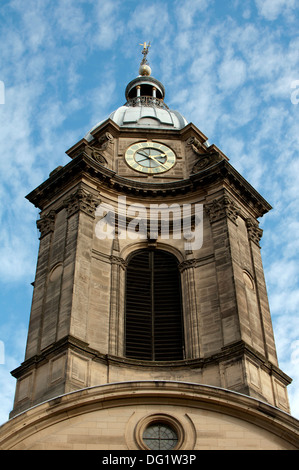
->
<box><xmin>1</xmin><ymin>382</ymin><xmax>298</xmax><ymax>450</ymax></box>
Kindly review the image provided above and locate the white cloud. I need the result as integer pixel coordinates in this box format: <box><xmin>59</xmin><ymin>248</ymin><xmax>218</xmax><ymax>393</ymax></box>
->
<box><xmin>218</xmin><ymin>56</ymin><xmax>247</xmax><ymax>91</ymax></box>
<box><xmin>225</xmin><ymin>86</ymin><xmax>260</xmax><ymax>128</ymax></box>
<box><xmin>255</xmin><ymin>0</ymin><xmax>296</xmax><ymax>21</ymax></box>
<box><xmin>242</xmin><ymin>8</ymin><xmax>251</xmax><ymax>20</ymax></box>
<box><xmin>0</xmin><ymin>367</ymin><xmax>16</xmax><ymax>425</ymax></box>
<box><xmin>127</xmin><ymin>2</ymin><xmax>171</xmax><ymax>41</ymax></box>
<box><xmin>288</xmin><ymin>341</ymin><xmax>299</xmax><ymax>417</ymax></box>
<box><xmin>53</xmin><ymin>0</ymin><xmax>91</xmax><ymax>40</ymax></box>
<box><xmin>0</xmin><ymin>221</ymin><xmax>38</xmax><ymax>283</ymax></box>
<box><xmin>267</xmin><ymin>259</ymin><xmax>298</xmax><ymax>293</ymax></box>
<box><xmin>94</xmin><ymin>0</ymin><xmax>124</xmax><ymax>49</ymax></box>
<box><xmin>0</xmin><ymin>321</ymin><xmax>28</xmax><ymax>424</ymax></box>
<box><xmin>85</xmin><ymin>69</ymin><xmax>118</xmax><ymax>131</ymax></box>
<box><xmin>174</xmin><ymin>0</ymin><xmax>209</xmax><ymax>29</ymax></box>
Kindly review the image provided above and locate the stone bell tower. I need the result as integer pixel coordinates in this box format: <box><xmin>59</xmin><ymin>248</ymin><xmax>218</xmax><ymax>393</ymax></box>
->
<box><xmin>1</xmin><ymin>44</ymin><xmax>298</xmax><ymax>450</ymax></box>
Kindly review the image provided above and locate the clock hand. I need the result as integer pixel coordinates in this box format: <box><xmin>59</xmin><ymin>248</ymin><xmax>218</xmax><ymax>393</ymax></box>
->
<box><xmin>137</xmin><ymin>150</ymin><xmax>151</xmax><ymax>158</ymax></box>
<box><xmin>137</xmin><ymin>156</ymin><xmax>151</xmax><ymax>163</ymax></box>
<box><xmin>148</xmin><ymin>155</ymin><xmax>168</xmax><ymax>168</ymax></box>
<box><xmin>149</xmin><ymin>153</ymin><xmax>167</xmax><ymax>158</ymax></box>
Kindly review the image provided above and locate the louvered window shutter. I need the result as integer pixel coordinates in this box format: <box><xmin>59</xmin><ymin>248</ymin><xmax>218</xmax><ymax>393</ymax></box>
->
<box><xmin>125</xmin><ymin>250</ymin><xmax>184</xmax><ymax>361</ymax></box>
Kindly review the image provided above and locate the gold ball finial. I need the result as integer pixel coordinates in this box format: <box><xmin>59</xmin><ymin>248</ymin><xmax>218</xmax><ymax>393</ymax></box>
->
<box><xmin>139</xmin><ymin>64</ymin><xmax>151</xmax><ymax>76</ymax></box>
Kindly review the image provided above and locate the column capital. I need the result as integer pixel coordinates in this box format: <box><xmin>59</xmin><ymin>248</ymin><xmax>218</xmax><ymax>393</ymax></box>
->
<box><xmin>246</xmin><ymin>218</ymin><xmax>263</xmax><ymax>246</ymax></box>
<box><xmin>205</xmin><ymin>195</ymin><xmax>240</xmax><ymax>224</ymax></box>
<box><xmin>64</xmin><ymin>188</ymin><xmax>100</xmax><ymax>218</ymax></box>
<box><xmin>36</xmin><ymin>210</ymin><xmax>56</xmax><ymax>238</ymax></box>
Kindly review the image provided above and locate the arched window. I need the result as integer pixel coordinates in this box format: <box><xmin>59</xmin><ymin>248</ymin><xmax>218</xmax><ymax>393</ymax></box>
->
<box><xmin>125</xmin><ymin>249</ymin><xmax>184</xmax><ymax>361</ymax></box>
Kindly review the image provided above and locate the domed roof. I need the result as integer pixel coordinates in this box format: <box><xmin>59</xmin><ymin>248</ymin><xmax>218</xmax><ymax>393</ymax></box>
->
<box><xmin>108</xmin><ymin>103</ymin><xmax>188</xmax><ymax>130</ymax></box>
<box><xmin>84</xmin><ymin>43</ymin><xmax>188</xmax><ymax>141</ymax></box>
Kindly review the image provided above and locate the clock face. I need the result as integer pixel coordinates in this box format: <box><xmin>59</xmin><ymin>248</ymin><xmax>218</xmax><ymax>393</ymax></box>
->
<box><xmin>125</xmin><ymin>142</ymin><xmax>176</xmax><ymax>174</ymax></box>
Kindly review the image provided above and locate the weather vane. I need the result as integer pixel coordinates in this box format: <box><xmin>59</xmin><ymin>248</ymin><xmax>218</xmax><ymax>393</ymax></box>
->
<box><xmin>139</xmin><ymin>42</ymin><xmax>151</xmax><ymax>65</ymax></box>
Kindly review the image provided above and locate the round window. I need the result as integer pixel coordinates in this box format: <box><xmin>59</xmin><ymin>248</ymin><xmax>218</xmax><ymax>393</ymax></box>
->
<box><xmin>142</xmin><ymin>422</ymin><xmax>178</xmax><ymax>450</ymax></box>
<box><xmin>130</xmin><ymin>413</ymin><xmax>195</xmax><ymax>451</ymax></box>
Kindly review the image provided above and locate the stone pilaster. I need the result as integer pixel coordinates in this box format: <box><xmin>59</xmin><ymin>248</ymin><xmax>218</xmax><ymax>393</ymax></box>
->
<box><xmin>245</xmin><ymin>217</ymin><xmax>278</xmax><ymax>366</ymax></box>
<box><xmin>25</xmin><ymin>211</ymin><xmax>56</xmax><ymax>359</ymax></box>
<box><xmin>109</xmin><ymin>253</ymin><xmax>127</xmax><ymax>356</ymax></box>
<box><xmin>179</xmin><ymin>258</ymin><xmax>200</xmax><ymax>359</ymax></box>
<box><xmin>63</xmin><ymin>188</ymin><xmax>100</xmax><ymax>342</ymax></box>
<box><xmin>204</xmin><ymin>194</ymin><xmax>241</xmax><ymax>347</ymax></box>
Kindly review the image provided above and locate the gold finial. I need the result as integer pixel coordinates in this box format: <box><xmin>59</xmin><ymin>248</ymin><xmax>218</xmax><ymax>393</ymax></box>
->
<box><xmin>139</xmin><ymin>42</ymin><xmax>151</xmax><ymax>64</ymax></box>
<box><xmin>139</xmin><ymin>41</ymin><xmax>151</xmax><ymax>76</ymax></box>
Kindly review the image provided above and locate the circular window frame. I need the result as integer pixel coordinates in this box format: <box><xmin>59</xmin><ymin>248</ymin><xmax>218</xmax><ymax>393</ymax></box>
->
<box><xmin>135</xmin><ymin>414</ymin><xmax>185</xmax><ymax>450</ymax></box>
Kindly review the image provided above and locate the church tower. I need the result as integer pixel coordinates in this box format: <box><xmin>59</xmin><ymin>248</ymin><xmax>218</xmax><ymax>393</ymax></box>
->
<box><xmin>1</xmin><ymin>45</ymin><xmax>298</xmax><ymax>450</ymax></box>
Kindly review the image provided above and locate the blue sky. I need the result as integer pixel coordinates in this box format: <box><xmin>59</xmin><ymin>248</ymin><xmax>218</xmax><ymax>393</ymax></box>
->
<box><xmin>0</xmin><ymin>0</ymin><xmax>298</xmax><ymax>424</ymax></box>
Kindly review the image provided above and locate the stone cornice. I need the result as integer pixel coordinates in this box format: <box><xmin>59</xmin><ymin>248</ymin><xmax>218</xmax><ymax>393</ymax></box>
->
<box><xmin>10</xmin><ymin>335</ymin><xmax>101</xmax><ymax>379</ymax></box>
<box><xmin>26</xmin><ymin>152</ymin><xmax>271</xmax><ymax>218</ymax></box>
<box><xmin>11</xmin><ymin>337</ymin><xmax>291</xmax><ymax>387</ymax></box>
<box><xmin>105</xmin><ymin>340</ymin><xmax>292</xmax><ymax>386</ymax></box>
